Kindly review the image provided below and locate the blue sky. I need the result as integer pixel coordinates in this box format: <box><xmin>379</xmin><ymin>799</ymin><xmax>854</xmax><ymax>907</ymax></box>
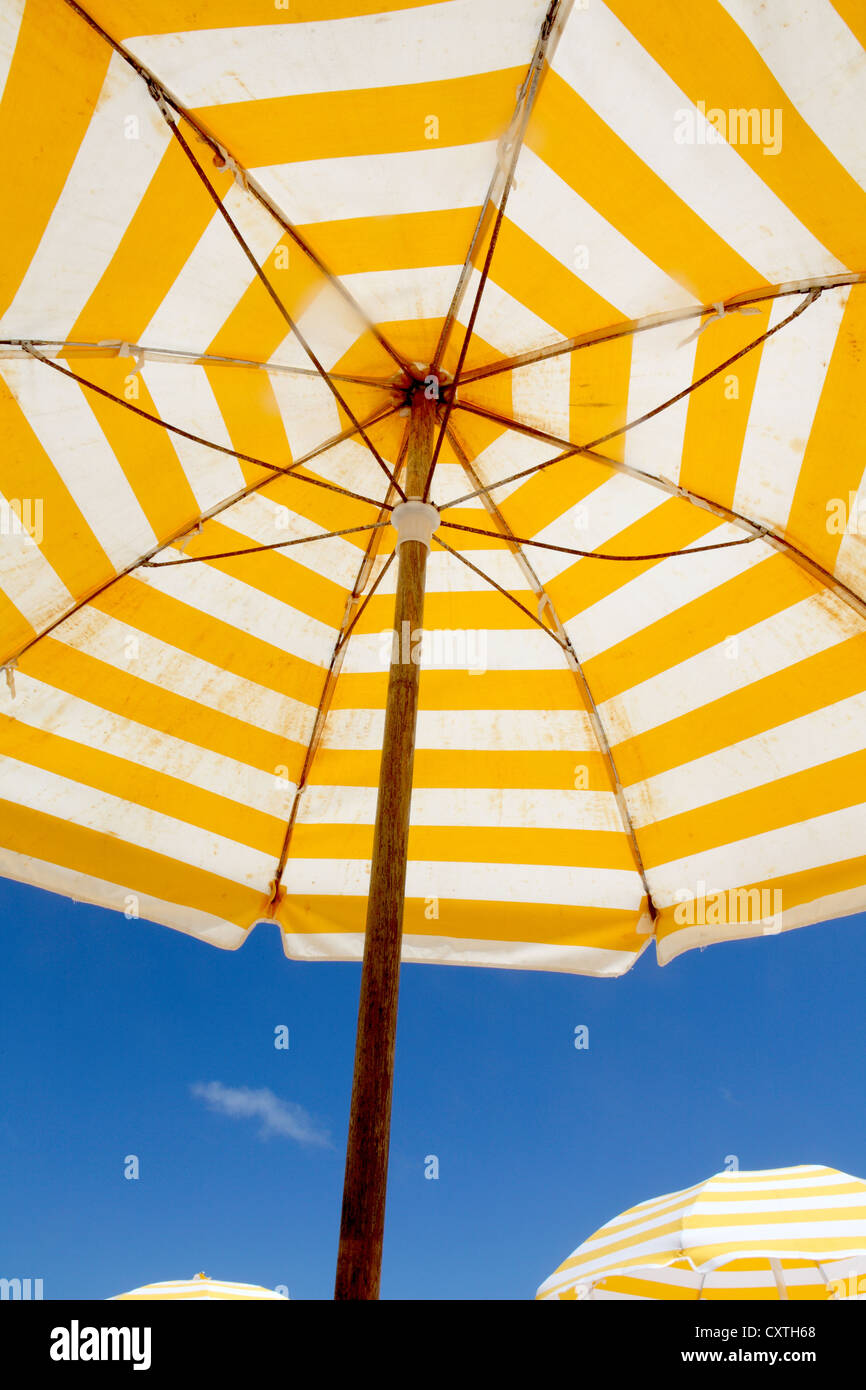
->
<box><xmin>1</xmin><ymin>876</ymin><xmax>864</xmax><ymax>1300</ymax></box>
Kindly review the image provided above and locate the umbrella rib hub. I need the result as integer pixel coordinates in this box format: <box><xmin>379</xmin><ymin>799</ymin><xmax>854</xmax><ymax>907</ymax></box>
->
<box><xmin>389</xmin><ymin>364</ymin><xmax>451</xmax><ymax>415</ymax></box>
<box><xmin>391</xmin><ymin>499</ymin><xmax>440</xmax><ymax>550</ymax></box>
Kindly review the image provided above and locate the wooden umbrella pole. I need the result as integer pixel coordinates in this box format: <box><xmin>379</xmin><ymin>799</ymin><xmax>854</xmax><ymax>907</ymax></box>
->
<box><xmin>334</xmin><ymin>386</ymin><xmax>438</xmax><ymax>1300</ymax></box>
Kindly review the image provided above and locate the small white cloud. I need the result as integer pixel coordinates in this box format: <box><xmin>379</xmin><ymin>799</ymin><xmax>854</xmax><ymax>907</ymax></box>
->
<box><xmin>191</xmin><ymin>1082</ymin><xmax>331</xmax><ymax>1148</ymax></box>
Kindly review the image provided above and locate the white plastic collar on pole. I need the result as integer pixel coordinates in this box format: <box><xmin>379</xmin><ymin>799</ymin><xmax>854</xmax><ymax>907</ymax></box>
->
<box><xmin>391</xmin><ymin>500</ymin><xmax>440</xmax><ymax>551</ymax></box>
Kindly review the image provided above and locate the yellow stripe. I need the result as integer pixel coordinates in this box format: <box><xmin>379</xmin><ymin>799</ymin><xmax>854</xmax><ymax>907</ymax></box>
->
<box><xmin>90</xmin><ymin>577</ymin><xmax>326</xmax><ymax>707</ymax></box>
<box><xmin>0</xmin><ymin>374</ymin><xmax>113</xmax><ymax>596</ymax></box>
<box><xmin>290</xmin><ymin>824</ymin><xmax>635</xmax><ymax>869</ymax></box>
<box><xmin>202</xmin><ymin>366</ymin><xmax>292</xmax><ymax>491</ymax></box>
<box><xmin>679</xmin><ymin>303</ymin><xmax>773</xmax><ymax>510</ymax></box>
<box><xmin>181</xmin><ymin>521</ymin><xmax>350</xmax><ymax>630</ymax></box>
<box><xmin>84</xmin><ymin>0</ymin><xmax>444</xmax><ymax>36</ymax></box>
<box><xmin>584</xmin><ymin>552</ymin><xmax>816</xmax><ymax>700</ymax></box>
<box><xmin>787</xmin><ymin>289</ymin><xmax>866</xmax><ymax>573</ymax></box>
<box><xmin>278</xmin><ymin>893</ymin><xmax>643</xmax><ymax>951</ymax></box>
<box><xmin>0</xmin><ymin>716</ymin><xmax>285</xmax><ymax>854</ymax></box>
<box><xmin>528</xmin><ymin>68</ymin><xmax>761</xmax><ymax>300</ymax></box>
<box><xmin>832</xmin><ymin>0</ymin><xmax>866</xmax><ymax>52</ymax></box>
<box><xmin>548</xmin><ymin>499</ymin><xmax>723</xmax><ymax>623</ymax></box>
<box><xmin>59</xmin><ymin>360</ymin><xmax>201</xmax><ymax>542</ymax></box>
<box><xmin>0</xmin><ymin>798</ymin><xmax>264</xmax><ymax>927</ymax></box>
<box><xmin>0</xmin><ymin>591</ymin><xmax>37</xmax><ymax>667</ymax></box>
<box><xmin>309</xmin><ymin>750</ymin><xmax>614</xmax><ymax>790</ymax></box>
<box><xmin>641</xmin><ymin>748</ymin><xmax>866</xmax><ymax>866</ymax></box>
<box><xmin>194</xmin><ymin>70</ymin><xmax>521</xmax><ymax>167</ymax></box>
<box><xmin>23</xmin><ymin>638</ymin><xmax>310</xmax><ymax>781</ymax></box>
<box><xmin>331</xmin><ymin>669</ymin><xmax>588</xmax><ymax>710</ymax></box>
<box><xmin>69</xmin><ymin>136</ymin><xmax>233</xmax><ymax>345</ymax></box>
<box><xmin>655</xmin><ymin>854</ymin><xmax>866</xmax><ymax>939</ymax></box>
<box><xmin>0</xmin><ymin>0</ymin><xmax>111</xmax><ymax>317</ymax></box>
<box><xmin>609</xmin><ymin>0</ymin><xmax>866</xmax><ymax>269</ymax></box>
<box><xmin>615</xmin><ymin>634</ymin><xmax>866</xmax><ymax>784</ymax></box>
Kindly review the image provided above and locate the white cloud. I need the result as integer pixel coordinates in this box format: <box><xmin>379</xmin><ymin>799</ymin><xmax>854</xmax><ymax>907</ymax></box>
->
<box><xmin>191</xmin><ymin>1081</ymin><xmax>331</xmax><ymax>1148</ymax></box>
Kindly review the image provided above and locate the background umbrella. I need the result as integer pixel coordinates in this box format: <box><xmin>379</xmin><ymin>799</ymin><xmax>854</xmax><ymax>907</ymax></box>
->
<box><xmin>110</xmin><ymin>1272</ymin><xmax>289</xmax><ymax>1300</ymax></box>
<box><xmin>0</xmin><ymin>0</ymin><xmax>864</xmax><ymax>1297</ymax></box>
<box><xmin>536</xmin><ymin>1165</ymin><xmax>866</xmax><ymax>1301</ymax></box>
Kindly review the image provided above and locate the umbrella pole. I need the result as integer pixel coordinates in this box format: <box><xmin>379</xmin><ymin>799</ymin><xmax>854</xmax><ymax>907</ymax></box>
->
<box><xmin>334</xmin><ymin>386</ymin><xmax>438</xmax><ymax>1300</ymax></box>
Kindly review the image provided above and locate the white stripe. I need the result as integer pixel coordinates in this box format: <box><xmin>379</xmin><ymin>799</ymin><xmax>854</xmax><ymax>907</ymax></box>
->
<box><xmin>648</xmin><ymin>801</ymin><xmax>866</xmax><ymax>898</ymax></box>
<box><xmin>256</xmin><ymin>142</ymin><xmax>496</xmax><ymax>225</ymax></box>
<box><xmin>552</xmin><ymin>3</ymin><xmax>842</xmax><ymax>281</ymax></box>
<box><xmin>0</xmin><ymin>0</ymin><xmax>25</xmax><ymax>104</ymax></box>
<box><xmin>566</xmin><ymin>526</ymin><xmax>768</xmax><ymax>663</ymax></box>
<box><xmin>375</xmin><ymin>547</ymin><xmax>542</xmax><ymax>595</ymax></box>
<box><xmin>219</xmin><ymin>490</ymin><xmax>367</xmax><ymax>590</ymax></box>
<box><xmin>125</xmin><ymin>0</ymin><xmax>547</xmax><ymax>104</ymax></box>
<box><xmin>0</xmin><ymin>490</ymin><xmax>73</xmax><ymax>630</ymax></box>
<box><xmin>1</xmin><ymin>361</ymin><xmax>157</xmax><ymax>567</ymax></box>
<box><xmin>733</xmin><ymin>289</ymin><xmax>848</xmax><ymax>533</ymax></box>
<box><xmin>53</xmin><ymin>605</ymin><xmax>316</xmax><ymax>744</ymax></box>
<box><xmin>135</xmin><ymin>564</ymin><xmax>338</xmax><ymax>668</ymax></box>
<box><xmin>321</xmin><ymin>707</ymin><xmax>594</xmax><ymax>751</ymax></box>
<box><xmin>0</xmin><ymin>846</ymin><xmax>248</xmax><ymax>948</ymax></box>
<box><xmin>0</xmin><ymin>56</ymin><xmax>171</xmax><ymax>338</ymax></box>
<box><xmin>509</xmin><ymin>148</ymin><xmax>693</xmax><ymax>318</ymax></box>
<box><xmin>142</xmin><ymin>186</ymin><xmax>280</xmax><ymax>354</ymax></box>
<box><xmin>720</xmin><ymin>0</ymin><xmax>866</xmax><ymax>193</ymax></box>
<box><xmin>658</xmin><ymin>882</ymin><xmax>866</xmax><ymax>964</ymax></box>
<box><xmin>280</xmin><ymin>929</ymin><xmax>642</xmax><ymax>977</ymax></box>
<box><xmin>623</xmin><ymin>320</ymin><xmax>698</xmax><ymax>487</ymax></box>
<box><xmin>530</xmin><ymin>472</ymin><xmax>674</xmax><ymax>588</ymax></box>
<box><xmin>601</xmin><ymin>590</ymin><xmax>862</xmax><ymax>744</ymax></box>
<box><xmin>142</xmin><ymin>364</ymin><xmax>246</xmax><ymax>509</ymax></box>
<box><xmin>267</xmin><ymin>374</ymin><xmax>342</xmax><ymax>462</ymax></box>
<box><xmin>629</xmin><ymin>690</ymin><xmax>866</xmax><ymax>826</ymax></box>
<box><xmin>279</xmin><ymin>857</ymin><xmax>641</xmax><ymax>909</ymax></box>
<box><xmin>299</xmin><ymin>785</ymin><xmax>621</xmax><ymax>832</ymax></box>
<box><xmin>833</xmin><ymin>497</ymin><xmax>866</xmax><ymax>598</ymax></box>
<box><xmin>342</xmin><ymin>627</ymin><xmax>569</xmax><ymax>674</ymax></box>
<box><xmin>339</xmin><ymin>264</ymin><xmax>562</xmax><ymax>356</ymax></box>
<box><xmin>268</xmin><ymin>279</ymin><xmax>370</xmax><ymax>373</ymax></box>
<box><xmin>446</xmin><ymin>430</ymin><xmax>562</xmax><ymax>508</ymax></box>
<box><xmin>7</xmin><ymin>673</ymin><xmax>297</xmax><ymax>817</ymax></box>
<box><xmin>511</xmin><ymin>353</ymin><xmax>572</xmax><ymax>442</ymax></box>
<box><xmin>0</xmin><ymin>755</ymin><xmax>275</xmax><ymax>887</ymax></box>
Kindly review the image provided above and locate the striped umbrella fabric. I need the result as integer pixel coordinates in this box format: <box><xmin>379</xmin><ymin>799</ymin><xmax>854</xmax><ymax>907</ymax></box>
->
<box><xmin>110</xmin><ymin>1273</ymin><xmax>289</xmax><ymax>1300</ymax></box>
<box><xmin>536</xmin><ymin>1166</ymin><xmax>866</xmax><ymax>1301</ymax></box>
<box><xmin>0</xmin><ymin>0</ymin><xmax>864</xmax><ymax>978</ymax></box>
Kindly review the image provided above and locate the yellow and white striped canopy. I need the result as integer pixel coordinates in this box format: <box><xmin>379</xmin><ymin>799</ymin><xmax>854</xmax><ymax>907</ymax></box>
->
<box><xmin>0</xmin><ymin>0</ymin><xmax>864</xmax><ymax>975</ymax></box>
<box><xmin>537</xmin><ymin>1165</ymin><xmax>866</xmax><ymax>1301</ymax></box>
<box><xmin>110</xmin><ymin>1273</ymin><xmax>289</xmax><ymax>1300</ymax></box>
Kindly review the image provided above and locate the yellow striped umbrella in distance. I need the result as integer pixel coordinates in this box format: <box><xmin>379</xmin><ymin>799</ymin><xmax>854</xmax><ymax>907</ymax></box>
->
<box><xmin>1</xmin><ymin>0</ymin><xmax>865</xmax><ymax>1294</ymax></box>
<box><xmin>110</xmin><ymin>1273</ymin><xmax>289</xmax><ymax>1301</ymax></box>
<box><xmin>537</xmin><ymin>1166</ymin><xmax>866</xmax><ymax>1301</ymax></box>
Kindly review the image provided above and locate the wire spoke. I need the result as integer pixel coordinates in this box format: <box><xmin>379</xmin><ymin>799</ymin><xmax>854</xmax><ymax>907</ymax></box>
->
<box><xmin>334</xmin><ymin>550</ymin><xmax>396</xmax><ymax>655</ymax></box>
<box><xmin>62</xmin><ymin>0</ymin><xmax>413</xmax><ymax>378</ymax></box>
<box><xmin>439</xmin><ymin>518</ymin><xmax>762</xmax><ymax>561</ymax></box>
<box><xmin>451</xmin><ymin>287</ymin><xmax>822</xmax><ymax>475</ymax></box>
<box><xmin>22</xmin><ymin>346</ymin><xmax>396</xmax><ymax>511</ymax></box>
<box><xmin>156</xmin><ymin>112</ymin><xmax>406</xmax><ymax>500</ymax></box>
<box><xmin>422</xmin><ymin>0</ymin><xmax>565</xmax><ymax>498</ymax></box>
<box><xmin>0</xmin><ymin>338</ymin><xmax>393</xmax><ymax>387</ymax></box>
<box><xmin>267</xmin><ymin>419</ymin><xmax>412</xmax><ymax>903</ymax></box>
<box><xmin>431</xmin><ymin>534</ymin><xmax>568</xmax><ymax>650</ymax></box>
<box><xmin>143</xmin><ymin>520</ymin><xmax>393</xmax><ymax>567</ymax></box>
<box><xmin>442</xmin><ymin>273</ymin><xmax>864</xmax><ymax>389</ymax></box>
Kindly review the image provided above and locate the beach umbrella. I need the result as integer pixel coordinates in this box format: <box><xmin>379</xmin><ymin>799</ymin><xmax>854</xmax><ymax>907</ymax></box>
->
<box><xmin>110</xmin><ymin>1272</ymin><xmax>289</xmax><ymax>1300</ymax></box>
<box><xmin>536</xmin><ymin>1165</ymin><xmax>866</xmax><ymax>1301</ymax></box>
<box><xmin>0</xmin><ymin>0</ymin><xmax>864</xmax><ymax>1298</ymax></box>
